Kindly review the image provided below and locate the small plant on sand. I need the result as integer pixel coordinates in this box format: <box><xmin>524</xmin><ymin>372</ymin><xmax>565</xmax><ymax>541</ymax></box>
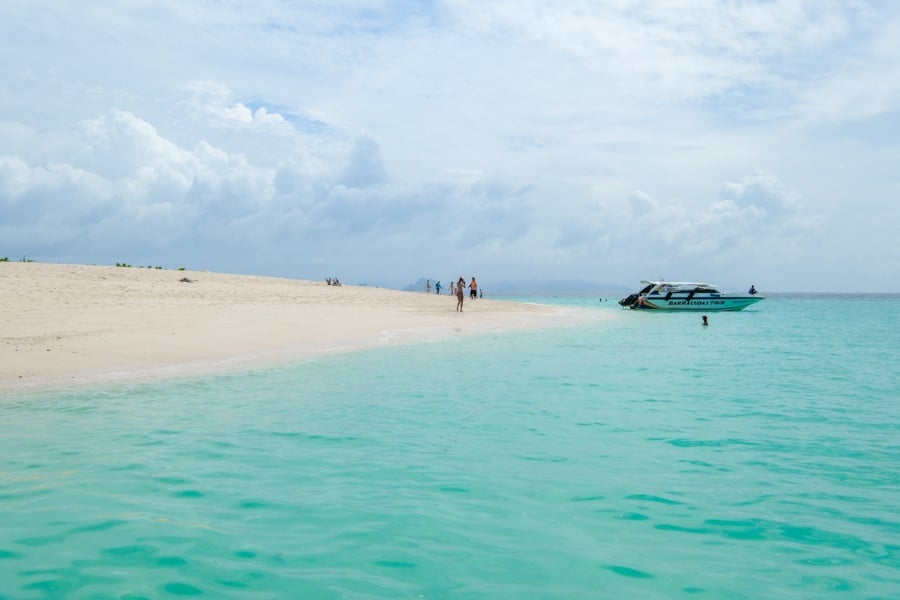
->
<box><xmin>116</xmin><ymin>262</ymin><xmax>132</xmax><ymax>268</ymax></box>
<box><xmin>0</xmin><ymin>257</ymin><xmax>9</xmax><ymax>262</ymax></box>
<box><xmin>178</xmin><ymin>267</ymin><xmax>186</xmax><ymax>271</ymax></box>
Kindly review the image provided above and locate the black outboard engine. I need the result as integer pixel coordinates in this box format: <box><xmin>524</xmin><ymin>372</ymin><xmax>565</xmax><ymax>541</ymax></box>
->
<box><xmin>619</xmin><ymin>293</ymin><xmax>639</xmax><ymax>307</ymax></box>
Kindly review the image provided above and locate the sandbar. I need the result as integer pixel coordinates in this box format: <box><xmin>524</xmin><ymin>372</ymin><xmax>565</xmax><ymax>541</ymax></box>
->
<box><xmin>1</xmin><ymin>263</ymin><xmax>588</xmax><ymax>391</ymax></box>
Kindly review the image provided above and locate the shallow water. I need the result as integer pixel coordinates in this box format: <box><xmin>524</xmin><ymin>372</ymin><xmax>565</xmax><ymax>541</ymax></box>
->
<box><xmin>2</xmin><ymin>295</ymin><xmax>899</xmax><ymax>598</ymax></box>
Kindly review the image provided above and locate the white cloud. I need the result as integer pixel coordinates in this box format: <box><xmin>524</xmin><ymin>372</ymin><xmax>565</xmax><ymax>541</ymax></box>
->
<box><xmin>74</xmin><ymin>110</ymin><xmax>192</xmax><ymax>181</ymax></box>
<box><xmin>187</xmin><ymin>81</ymin><xmax>292</xmax><ymax>131</ymax></box>
<box><xmin>794</xmin><ymin>11</ymin><xmax>900</xmax><ymax>123</ymax></box>
<box><xmin>339</xmin><ymin>134</ymin><xmax>387</xmax><ymax>188</ymax></box>
<box><xmin>719</xmin><ymin>172</ymin><xmax>799</xmax><ymax>216</ymax></box>
<box><xmin>0</xmin><ymin>1</ymin><xmax>898</xmax><ymax>290</ymax></box>
<box><xmin>628</xmin><ymin>191</ymin><xmax>658</xmax><ymax>217</ymax></box>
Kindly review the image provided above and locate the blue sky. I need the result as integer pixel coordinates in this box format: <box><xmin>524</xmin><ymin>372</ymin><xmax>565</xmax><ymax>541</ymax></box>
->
<box><xmin>2</xmin><ymin>1</ymin><xmax>898</xmax><ymax>292</ymax></box>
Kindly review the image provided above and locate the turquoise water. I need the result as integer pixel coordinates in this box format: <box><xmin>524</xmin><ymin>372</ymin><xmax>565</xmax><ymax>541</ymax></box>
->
<box><xmin>2</xmin><ymin>295</ymin><xmax>899</xmax><ymax>599</ymax></box>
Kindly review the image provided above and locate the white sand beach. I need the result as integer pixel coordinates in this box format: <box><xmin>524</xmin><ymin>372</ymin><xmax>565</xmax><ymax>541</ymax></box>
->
<box><xmin>1</xmin><ymin>262</ymin><xmax>583</xmax><ymax>391</ymax></box>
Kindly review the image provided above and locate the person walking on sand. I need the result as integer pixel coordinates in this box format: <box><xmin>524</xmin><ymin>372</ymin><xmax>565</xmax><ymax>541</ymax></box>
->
<box><xmin>456</xmin><ymin>281</ymin><xmax>465</xmax><ymax>312</ymax></box>
<box><xmin>435</xmin><ymin>280</ymin><xmax>442</xmax><ymax>295</ymax></box>
<box><xmin>469</xmin><ymin>276</ymin><xmax>478</xmax><ymax>300</ymax></box>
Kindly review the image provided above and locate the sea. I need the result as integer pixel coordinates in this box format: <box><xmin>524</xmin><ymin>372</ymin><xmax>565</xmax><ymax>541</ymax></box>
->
<box><xmin>1</xmin><ymin>294</ymin><xmax>899</xmax><ymax>599</ymax></box>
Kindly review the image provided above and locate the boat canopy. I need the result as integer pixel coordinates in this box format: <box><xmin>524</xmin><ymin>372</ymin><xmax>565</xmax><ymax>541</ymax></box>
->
<box><xmin>640</xmin><ymin>281</ymin><xmax>720</xmax><ymax>292</ymax></box>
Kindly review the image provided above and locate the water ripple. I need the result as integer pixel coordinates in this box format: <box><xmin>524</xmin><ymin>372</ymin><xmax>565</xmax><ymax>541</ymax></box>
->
<box><xmin>2</xmin><ymin>296</ymin><xmax>899</xmax><ymax>597</ymax></box>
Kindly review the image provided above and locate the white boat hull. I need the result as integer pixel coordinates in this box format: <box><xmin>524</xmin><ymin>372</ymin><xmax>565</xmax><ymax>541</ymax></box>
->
<box><xmin>637</xmin><ymin>295</ymin><xmax>763</xmax><ymax>311</ymax></box>
<box><xmin>619</xmin><ymin>281</ymin><xmax>764</xmax><ymax>311</ymax></box>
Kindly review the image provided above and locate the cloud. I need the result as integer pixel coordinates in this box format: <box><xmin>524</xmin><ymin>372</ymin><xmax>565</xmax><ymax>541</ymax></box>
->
<box><xmin>794</xmin><ymin>10</ymin><xmax>900</xmax><ymax>123</ymax></box>
<box><xmin>1</xmin><ymin>2</ymin><xmax>898</xmax><ymax>290</ymax></box>
<box><xmin>628</xmin><ymin>191</ymin><xmax>658</xmax><ymax>217</ymax></box>
<box><xmin>75</xmin><ymin>110</ymin><xmax>192</xmax><ymax>181</ymax></box>
<box><xmin>186</xmin><ymin>81</ymin><xmax>292</xmax><ymax>132</ymax></box>
<box><xmin>719</xmin><ymin>171</ymin><xmax>799</xmax><ymax>217</ymax></box>
<box><xmin>0</xmin><ymin>156</ymin><xmax>113</xmax><ymax>245</ymax></box>
<box><xmin>339</xmin><ymin>134</ymin><xmax>387</xmax><ymax>188</ymax></box>
<box><xmin>0</xmin><ymin>109</ymin><xmax>275</xmax><ymax>256</ymax></box>
<box><xmin>444</xmin><ymin>0</ymin><xmax>858</xmax><ymax>104</ymax></box>
<box><xmin>0</xmin><ymin>102</ymin><xmax>848</xmax><ymax>290</ymax></box>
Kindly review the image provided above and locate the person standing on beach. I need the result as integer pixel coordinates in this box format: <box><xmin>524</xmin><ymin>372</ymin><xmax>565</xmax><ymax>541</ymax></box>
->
<box><xmin>456</xmin><ymin>281</ymin><xmax>465</xmax><ymax>311</ymax></box>
<box><xmin>426</xmin><ymin>279</ymin><xmax>431</xmax><ymax>294</ymax></box>
<box><xmin>469</xmin><ymin>276</ymin><xmax>478</xmax><ymax>300</ymax></box>
<box><xmin>435</xmin><ymin>281</ymin><xmax>442</xmax><ymax>295</ymax></box>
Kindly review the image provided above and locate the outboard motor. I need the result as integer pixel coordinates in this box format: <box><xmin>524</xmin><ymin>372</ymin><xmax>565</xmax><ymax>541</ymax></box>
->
<box><xmin>619</xmin><ymin>293</ymin><xmax>639</xmax><ymax>307</ymax></box>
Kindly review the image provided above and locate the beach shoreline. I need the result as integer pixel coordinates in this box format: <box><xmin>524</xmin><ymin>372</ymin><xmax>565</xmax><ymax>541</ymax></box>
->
<box><xmin>1</xmin><ymin>262</ymin><xmax>598</xmax><ymax>392</ymax></box>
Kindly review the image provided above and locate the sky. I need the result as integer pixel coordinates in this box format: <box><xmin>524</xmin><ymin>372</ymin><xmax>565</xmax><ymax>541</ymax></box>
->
<box><xmin>2</xmin><ymin>1</ymin><xmax>899</xmax><ymax>292</ymax></box>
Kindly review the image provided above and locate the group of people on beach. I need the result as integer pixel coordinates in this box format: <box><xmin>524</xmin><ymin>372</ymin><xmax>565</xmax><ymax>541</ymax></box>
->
<box><xmin>428</xmin><ymin>277</ymin><xmax>480</xmax><ymax>312</ymax></box>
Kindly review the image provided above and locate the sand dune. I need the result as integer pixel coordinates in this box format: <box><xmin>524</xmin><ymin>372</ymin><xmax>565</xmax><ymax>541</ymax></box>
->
<box><xmin>1</xmin><ymin>263</ymin><xmax>584</xmax><ymax>391</ymax></box>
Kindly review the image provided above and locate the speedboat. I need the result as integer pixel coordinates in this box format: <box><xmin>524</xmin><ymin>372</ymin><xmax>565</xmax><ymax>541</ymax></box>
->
<box><xmin>619</xmin><ymin>281</ymin><xmax>764</xmax><ymax>311</ymax></box>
